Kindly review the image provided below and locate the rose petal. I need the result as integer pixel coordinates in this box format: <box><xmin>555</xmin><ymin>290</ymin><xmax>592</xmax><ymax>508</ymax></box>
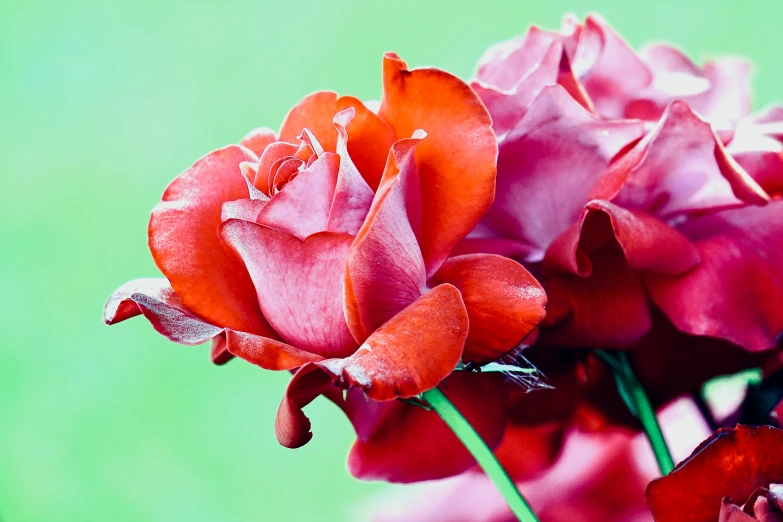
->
<box><xmin>346</xmin><ymin>372</ymin><xmax>508</xmax><ymax>482</ymax></box>
<box><xmin>647</xmin><ymin>201</ymin><xmax>783</xmax><ymax>351</ymax></box>
<box><xmin>379</xmin><ymin>52</ymin><xmax>497</xmax><ymax>275</ymax></box>
<box><xmin>220</xmin><ymin>198</ymin><xmax>266</xmax><ymax>223</ymax></box>
<box><xmin>221</xmin><ymin>329</ymin><xmax>323</xmax><ymax>370</ymax></box>
<box><xmin>430</xmin><ymin>254</ymin><xmax>547</xmax><ymax>363</ymax></box>
<box><xmin>220</xmin><ymin>220</ymin><xmax>357</xmax><ymax>358</ymax></box>
<box><xmin>256</xmin><ymin>152</ymin><xmax>339</xmax><ymax>239</ymax></box>
<box><xmin>647</xmin><ymin>425</ymin><xmax>783</xmax><ymax>522</ymax></box>
<box><xmin>480</xmin><ymin>85</ymin><xmax>644</xmax><ymax>262</ymax></box>
<box><xmin>326</xmin><ymin>108</ymin><xmax>375</xmax><ymax>235</ymax></box>
<box><xmin>598</xmin><ymin>101</ymin><xmax>769</xmax><ymax>217</ymax></box>
<box><xmin>239</xmin><ymin>127</ymin><xmax>276</xmax><ymax>156</ymax></box>
<box><xmin>149</xmin><ymin>146</ymin><xmax>273</xmax><ymax>336</ymax></box>
<box><xmin>344</xmin><ymin>136</ymin><xmax>427</xmax><ymax>342</ymax></box>
<box><xmin>254</xmin><ymin>141</ymin><xmax>301</xmax><ymax>195</ymax></box>
<box><xmin>104</xmin><ymin>278</ymin><xmax>222</xmax><ymax>345</ymax></box>
<box><xmin>275</xmin><ymin>284</ymin><xmax>468</xmax><ymax>447</ymax></box>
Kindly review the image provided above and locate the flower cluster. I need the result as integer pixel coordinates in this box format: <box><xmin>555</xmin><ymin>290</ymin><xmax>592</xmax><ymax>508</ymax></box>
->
<box><xmin>106</xmin><ymin>13</ymin><xmax>783</xmax><ymax>521</ymax></box>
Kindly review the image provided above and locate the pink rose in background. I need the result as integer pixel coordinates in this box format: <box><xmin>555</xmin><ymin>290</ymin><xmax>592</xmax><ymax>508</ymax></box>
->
<box><xmin>464</xmin><ymin>13</ymin><xmax>783</xmax><ymax>355</ymax></box>
<box><xmin>368</xmin><ymin>399</ymin><xmax>711</xmax><ymax>522</ymax></box>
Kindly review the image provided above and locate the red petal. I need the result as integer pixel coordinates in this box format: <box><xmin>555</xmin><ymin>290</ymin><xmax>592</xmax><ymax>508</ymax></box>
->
<box><xmin>220</xmin><ymin>198</ymin><xmax>266</xmax><ymax>223</ymax></box>
<box><xmin>346</xmin><ymin>372</ymin><xmax>508</xmax><ymax>482</ymax></box>
<box><xmin>239</xmin><ymin>127</ymin><xmax>276</xmax><ymax>156</ymax></box>
<box><xmin>279</xmin><ymin>91</ymin><xmax>341</xmax><ymax>152</ymax></box>
<box><xmin>256</xmin><ymin>152</ymin><xmax>339</xmax><ymax>239</ymax></box>
<box><xmin>344</xmin><ymin>136</ymin><xmax>427</xmax><ymax>342</ymax></box>
<box><xmin>647</xmin><ymin>201</ymin><xmax>783</xmax><ymax>351</ymax></box>
<box><xmin>255</xmin><ymin>141</ymin><xmax>300</xmax><ymax>195</ymax></box>
<box><xmin>379</xmin><ymin>53</ymin><xmax>497</xmax><ymax>274</ymax></box>
<box><xmin>596</xmin><ymin>101</ymin><xmax>769</xmax><ymax>216</ymax></box>
<box><xmin>221</xmin><ymin>329</ymin><xmax>323</xmax><ymax>370</ymax></box>
<box><xmin>430</xmin><ymin>254</ymin><xmax>547</xmax><ymax>363</ymax></box>
<box><xmin>220</xmin><ymin>220</ymin><xmax>357</xmax><ymax>358</ymax></box>
<box><xmin>481</xmin><ymin>85</ymin><xmax>644</xmax><ymax>262</ymax></box>
<box><xmin>274</xmin><ymin>285</ymin><xmax>468</xmax><ymax>447</ymax></box>
<box><xmin>646</xmin><ymin>425</ymin><xmax>783</xmax><ymax>522</ymax></box>
<box><xmin>148</xmin><ymin>146</ymin><xmax>272</xmax><ymax>336</ymax></box>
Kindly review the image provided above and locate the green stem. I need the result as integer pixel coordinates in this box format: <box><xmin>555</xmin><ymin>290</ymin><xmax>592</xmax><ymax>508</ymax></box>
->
<box><xmin>422</xmin><ymin>387</ymin><xmax>540</xmax><ymax>522</ymax></box>
<box><xmin>596</xmin><ymin>350</ymin><xmax>675</xmax><ymax>475</ymax></box>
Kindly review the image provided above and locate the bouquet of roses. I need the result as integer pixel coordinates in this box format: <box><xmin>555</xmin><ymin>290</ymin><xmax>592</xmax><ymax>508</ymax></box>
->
<box><xmin>105</xmin><ymin>13</ymin><xmax>783</xmax><ymax>521</ymax></box>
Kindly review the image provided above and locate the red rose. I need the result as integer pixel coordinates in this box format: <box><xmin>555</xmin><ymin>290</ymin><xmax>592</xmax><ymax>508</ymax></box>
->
<box><xmin>105</xmin><ymin>53</ymin><xmax>547</xmax><ymax>482</ymax></box>
<box><xmin>646</xmin><ymin>425</ymin><xmax>783</xmax><ymax>522</ymax></box>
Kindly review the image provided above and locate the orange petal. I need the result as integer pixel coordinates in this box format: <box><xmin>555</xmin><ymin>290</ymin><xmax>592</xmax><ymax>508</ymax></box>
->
<box><xmin>379</xmin><ymin>53</ymin><xmax>498</xmax><ymax>275</ymax></box>
<box><xmin>431</xmin><ymin>254</ymin><xmax>546</xmax><ymax>363</ymax></box>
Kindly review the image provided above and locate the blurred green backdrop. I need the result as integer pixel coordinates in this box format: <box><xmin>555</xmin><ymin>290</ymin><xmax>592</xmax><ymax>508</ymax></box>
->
<box><xmin>1</xmin><ymin>0</ymin><xmax>781</xmax><ymax>520</ymax></box>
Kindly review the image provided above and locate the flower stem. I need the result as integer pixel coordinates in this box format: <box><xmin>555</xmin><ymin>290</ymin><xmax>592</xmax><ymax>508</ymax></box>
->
<box><xmin>422</xmin><ymin>387</ymin><xmax>539</xmax><ymax>522</ymax></box>
<box><xmin>596</xmin><ymin>350</ymin><xmax>675</xmax><ymax>475</ymax></box>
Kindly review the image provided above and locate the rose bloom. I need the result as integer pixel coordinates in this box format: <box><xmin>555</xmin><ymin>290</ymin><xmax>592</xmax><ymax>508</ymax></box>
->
<box><xmin>105</xmin><ymin>53</ymin><xmax>547</xmax><ymax>482</ymax></box>
<box><xmin>369</xmin><ymin>399</ymin><xmax>711</xmax><ymax>522</ymax></box>
<box><xmin>647</xmin><ymin>424</ymin><xmax>783</xmax><ymax>522</ymax></box>
<box><xmin>454</xmin><ymin>13</ymin><xmax>783</xmax><ymax>457</ymax></box>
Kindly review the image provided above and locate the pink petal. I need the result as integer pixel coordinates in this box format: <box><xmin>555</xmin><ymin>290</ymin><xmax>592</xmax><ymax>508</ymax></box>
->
<box><xmin>481</xmin><ymin>85</ymin><xmax>644</xmax><ymax>262</ymax></box>
<box><xmin>647</xmin><ymin>201</ymin><xmax>783</xmax><ymax>351</ymax></box>
<box><xmin>220</xmin><ymin>220</ymin><xmax>357</xmax><ymax>358</ymax></box>
<box><xmin>256</xmin><ymin>152</ymin><xmax>339</xmax><ymax>239</ymax></box>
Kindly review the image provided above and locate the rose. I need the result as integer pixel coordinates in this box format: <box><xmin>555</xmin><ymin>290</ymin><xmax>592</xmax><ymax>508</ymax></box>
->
<box><xmin>463</xmin><ymin>14</ymin><xmax>783</xmax><ymax>358</ymax></box>
<box><xmin>647</xmin><ymin>425</ymin><xmax>783</xmax><ymax>522</ymax></box>
<box><xmin>105</xmin><ymin>53</ymin><xmax>547</xmax><ymax>482</ymax></box>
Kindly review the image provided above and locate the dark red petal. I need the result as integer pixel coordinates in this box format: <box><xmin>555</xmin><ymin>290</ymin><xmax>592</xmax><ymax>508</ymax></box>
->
<box><xmin>239</xmin><ymin>127</ymin><xmax>276</xmax><ymax>156</ymax></box>
<box><xmin>344</xmin><ymin>136</ymin><xmax>427</xmax><ymax>342</ymax></box>
<box><xmin>220</xmin><ymin>220</ymin><xmax>357</xmax><ymax>358</ymax></box>
<box><xmin>430</xmin><ymin>254</ymin><xmax>547</xmax><ymax>363</ymax></box>
<box><xmin>481</xmin><ymin>85</ymin><xmax>644</xmax><ymax>262</ymax></box>
<box><xmin>104</xmin><ymin>278</ymin><xmax>222</xmax><ymax>345</ymax></box>
<box><xmin>256</xmin><ymin>152</ymin><xmax>339</xmax><ymax>239</ymax></box>
<box><xmin>346</xmin><ymin>372</ymin><xmax>508</xmax><ymax>482</ymax></box>
<box><xmin>275</xmin><ymin>363</ymin><xmax>337</xmax><ymax>448</ymax></box>
<box><xmin>148</xmin><ymin>146</ymin><xmax>272</xmax><ymax>336</ymax></box>
<box><xmin>646</xmin><ymin>425</ymin><xmax>783</xmax><ymax>522</ymax></box>
<box><xmin>222</xmin><ymin>329</ymin><xmax>323</xmax><ymax>370</ymax></box>
<box><xmin>647</xmin><ymin>201</ymin><xmax>783</xmax><ymax>351</ymax></box>
<box><xmin>379</xmin><ymin>53</ymin><xmax>498</xmax><ymax>275</ymax></box>
<box><xmin>595</xmin><ymin>101</ymin><xmax>769</xmax><ymax>216</ymax></box>
<box><xmin>542</xmin><ymin>244</ymin><xmax>652</xmax><ymax>347</ymax></box>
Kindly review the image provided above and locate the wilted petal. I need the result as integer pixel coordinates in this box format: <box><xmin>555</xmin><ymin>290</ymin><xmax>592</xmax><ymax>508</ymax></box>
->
<box><xmin>104</xmin><ymin>278</ymin><xmax>222</xmax><ymax>345</ymax></box>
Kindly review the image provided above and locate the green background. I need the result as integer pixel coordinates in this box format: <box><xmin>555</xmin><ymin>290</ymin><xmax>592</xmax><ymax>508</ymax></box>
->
<box><xmin>1</xmin><ymin>0</ymin><xmax>781</xmax><ymax>520</ymax></box>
